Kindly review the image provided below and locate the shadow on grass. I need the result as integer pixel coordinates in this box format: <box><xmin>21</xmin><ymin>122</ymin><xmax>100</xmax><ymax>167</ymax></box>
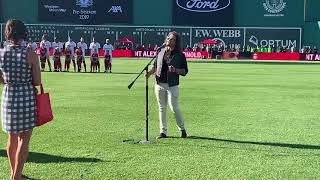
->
<box><xmin>0</xmin><ymin>150</ymin><xmax>103</xmax><ymax>163</ymax></box>
<box><xmin>111</xmin><ymin>72</ymin><xmax>140</xmax><ymax>75</ymax></box>
<box><xmin>186</xmin><ymin>136</ymin><xmax>320</xmax><ymax>150</ymax></box>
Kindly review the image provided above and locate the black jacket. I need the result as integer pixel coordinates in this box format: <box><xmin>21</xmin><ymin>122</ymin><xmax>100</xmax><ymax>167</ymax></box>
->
<box><xmin>154</xmin><ymin>51</ymin><xmax>188</xmax><ymax>87</ymax></box>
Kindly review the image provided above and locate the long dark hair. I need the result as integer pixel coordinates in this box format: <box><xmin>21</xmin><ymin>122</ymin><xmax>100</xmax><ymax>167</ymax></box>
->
<box><xmin>167</xmin><ymin>31</ymin><xmax>182</xmax><ymax>54</ymax></box>
<box><xmin>5</xmin><ymin>19</ymin><xmax>27</xmax><ymax>44</ymax></box>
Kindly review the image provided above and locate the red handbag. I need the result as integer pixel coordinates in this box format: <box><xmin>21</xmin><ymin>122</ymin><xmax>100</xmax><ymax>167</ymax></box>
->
<box><xmin>35</xmin><ymin>83</ymin><xmax>53</xmax><ymax>126</ymax></box>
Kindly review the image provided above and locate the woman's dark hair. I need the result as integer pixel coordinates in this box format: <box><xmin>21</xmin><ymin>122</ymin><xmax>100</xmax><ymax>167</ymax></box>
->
<box><xmin>5</xmin><ymin>19</ymin><xmax>27</xmax><ymax>44</ymax></box>
<box><xmin>168</xmin><ymin>31</ymin><xmax>182</xmax><ymax>54</ymax></box>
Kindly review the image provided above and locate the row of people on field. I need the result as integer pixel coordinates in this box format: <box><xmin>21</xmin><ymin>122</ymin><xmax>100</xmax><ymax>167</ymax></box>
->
<box><xmin>38</xmin><ymin>35</ymin><xmax>113</xmax><ymax>73</ymax></box>
<box><xmin>40</xmin><ymin>45</ymin><xmax>111</xmax><ymax>73</ymax></box>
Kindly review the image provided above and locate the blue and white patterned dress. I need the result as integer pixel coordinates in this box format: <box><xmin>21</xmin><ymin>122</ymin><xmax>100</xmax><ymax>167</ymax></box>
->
<box><xmin>0</xmin><ymin>45</ymin><xmax>36</xmax><ymax>133</ymax></box>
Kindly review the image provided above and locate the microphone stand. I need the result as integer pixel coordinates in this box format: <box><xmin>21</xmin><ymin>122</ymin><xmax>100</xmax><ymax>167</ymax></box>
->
<box><xmin>128</xmin><ymin>53</ymin><xmax>158</xmax><ymax>144</ymax></box>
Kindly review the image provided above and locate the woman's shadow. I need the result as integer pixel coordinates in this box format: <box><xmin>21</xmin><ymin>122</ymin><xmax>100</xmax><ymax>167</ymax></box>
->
<box><xmin>0</xmin><ymin>150</ymin><xmax>103</xmax><ymax>180</ymax></box>
<box><xmin>0</xmin><ymin>149</ymin><xmax>103</xmax><ymax>163</ymax></box>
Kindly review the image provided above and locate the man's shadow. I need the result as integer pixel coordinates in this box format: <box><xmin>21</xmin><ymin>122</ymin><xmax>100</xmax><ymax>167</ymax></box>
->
<box><xmin>186</xmin><ymin>136</ymin><xmax>320</xmax><ymax>150</ymax></box>
<box><xmin>0</xmin><ymin>150</ymin><xmax>103</xmax><ymax>163</ymax></box>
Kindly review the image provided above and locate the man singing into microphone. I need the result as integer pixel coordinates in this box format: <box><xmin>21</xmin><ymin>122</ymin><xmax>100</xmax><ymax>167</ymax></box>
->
<box><xmin>146</xmin><ymin>31</ymin><xmax>188</xmax><ymax>139</ymax></box>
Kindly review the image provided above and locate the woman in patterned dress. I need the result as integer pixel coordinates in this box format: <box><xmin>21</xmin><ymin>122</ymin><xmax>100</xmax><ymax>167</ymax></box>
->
<box><xmin>0</xmin><ymin>19</ymin><xmax>41</xmax><ymax>180</ymax></box>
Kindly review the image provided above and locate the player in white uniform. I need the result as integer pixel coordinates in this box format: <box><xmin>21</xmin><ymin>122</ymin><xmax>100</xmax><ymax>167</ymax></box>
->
<box><xmin>40</xmin><ymin>34</ymin><xmax>52</xmax><ymax>71</ymax></box>
<box><xmin>89</xmin><ymin>37</ymin><xmax>100</xmax><ymax>55</ymax></box>
<box><xmin>102</xmin><ymin>39</ymin><xmax>114</xmax><ymax>73</ymax></box>
<box><xmin>65</xmin><ymin>37</ymin><xmax>77</xmax><ymax>72</ymax></box>
<box><xmin>27</xmin><ymin>37</ymin><xmax>38</xmax><ymax>51</ymax></box>
<box><xmin>77</xmin><ymin>37</ymin><xmax>88</xmax><ymax>72</ymax></box>
<box><xmin>51</xmin><ymin>37</ymin><xmax>63</xmax><ymax>55</ymax></box>
<box><xmin>89</xmin><ymin>37</ymin><xmax>101</xmax><ymax>71</ymax></box>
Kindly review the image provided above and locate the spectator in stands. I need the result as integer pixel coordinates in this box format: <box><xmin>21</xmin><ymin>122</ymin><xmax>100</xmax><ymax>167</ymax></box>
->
<box><xmin>147</xmin><ymin>44</ymin><xmax>153</xmax><ymax>51</ymax></box>
<box><xmin>153</xmin><ymin>44</ymin><xmax>159</xmax><ymax>51</ymax></box>
<box><xmin>145</xmin><ymin>31</ymin><xmax>188</xmax><ymax>139</ymax></box>
<box><xmin>313</xmin><ymin>46</ymin><xmax>318</xmax><ymax>54</ymax></box>
<box><xmin>184</xmin><ymin>45</ymin><xmax>192</xmax><ymax>51</ymax></box>
<box><xmin>40</xmin><ymin>34</ymin><xmax>52</xmax><ymax>71</ymax></box>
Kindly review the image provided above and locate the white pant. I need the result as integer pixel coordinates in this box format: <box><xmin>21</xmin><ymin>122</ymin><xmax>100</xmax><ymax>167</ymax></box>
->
<box><xmin>155</xmin><ymin>83</ymin><xmax>185</xmax><ymax>135</ymax></box>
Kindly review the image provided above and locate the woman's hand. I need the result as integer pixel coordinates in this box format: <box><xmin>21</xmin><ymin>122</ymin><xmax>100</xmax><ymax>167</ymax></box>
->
<box><xmin>145</xmin><ymin>67</ymin><xmax>156</xmax><ymax>79</ymax></box>
<box><xmin>33</xmin><ymin>86</ymin><xmax>38</xmax><ymax>95</ymax></box>
<box><xmin>168</xmin><ymin>66</ymin><xmax>176</xmax><ymax>73</ymax></box>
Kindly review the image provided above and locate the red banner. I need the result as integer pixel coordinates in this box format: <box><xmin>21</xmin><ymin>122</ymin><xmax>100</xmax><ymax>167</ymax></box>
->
<box><xmin>36</xmin><ymin>49</ymin><xmax>211</xmax><ymax>59</ymax></box>
<box><xmin>183</xmin><ymin>51</ymin><xmax>209</xmax><ymax>59</ymax></box>
<box><xmin>222</xmin><ymin>52</ymin><xmax>239</xmax><ymax>60</ymax></box>
<box><xmin>106</xmin><ymin>50</ymin><xmax>133</xmax><ymax>57</ymax></box>
<box><xmin>134</xmin><ymin>51</ymin><xmax>158</xmax><ymax>57</ymax></box>
<box><xmin>305</xmin><ymin>54</ymin><xmax>320</xmax><ymax>61</ymax></box>
<box><xmin>252</xmin><ymin>52</ymin><xmax>301</xmax><ymax>60</ymax></box>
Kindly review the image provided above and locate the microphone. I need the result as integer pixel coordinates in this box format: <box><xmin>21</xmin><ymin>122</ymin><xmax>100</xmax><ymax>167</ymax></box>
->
<box><xmin>156</xmin><ymin>43</ymin><xmax>166</xmax><ymax>52</ymax></box>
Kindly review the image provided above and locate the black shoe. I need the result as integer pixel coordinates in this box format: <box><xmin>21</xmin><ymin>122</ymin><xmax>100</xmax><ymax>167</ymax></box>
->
<box><xmin>157</xmin><ymin>133</ymin><xmax>167</xmax><ymax>139</ymax></box>
<box><xmin>180</xmin><ymin>130</ymin><xmax>187</xmax><ymax>138</ymax></box>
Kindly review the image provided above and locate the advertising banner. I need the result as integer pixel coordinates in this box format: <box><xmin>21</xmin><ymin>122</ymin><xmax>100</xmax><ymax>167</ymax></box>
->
<box><xmin>18</xmin><ymin>24</ymin><xmax>302</xmax><ymax>53</ymax></box>
<box><xmin>245</xmin><ymin>28</ymin><xmax>301</xmax><ymax>50</ymax></box>
<box><xmin>38</xmin><ymin>0</ymin><xmax>132</xmax><ymax>24</ymax></box>
<box><xmin>172</xmin><ymin>0</ymin><xmax>234</xmax><ymax>26</ymax></box>
<box><xmin>24</xmin><ymin>25</ymin><xmax>190</xmax><ymax>48</ymax></box>
<box><xmin>134</xmin><ymin>51</ymin><xmax>208</xmax><ymax>58</ymax></box>
<box><xmin>191</xmin><ymin>27</ymin><xmax>244</xmax><ymax>48</ymax></box>
<box><xmin>305</xmin><ymin>54</ymin><xmax>320</xmax><ymax>61</ymax></box>
<box><xmin>235</xmin><ymin>0</ymin><xmax>304</xmax><ymax>26</ymax></box>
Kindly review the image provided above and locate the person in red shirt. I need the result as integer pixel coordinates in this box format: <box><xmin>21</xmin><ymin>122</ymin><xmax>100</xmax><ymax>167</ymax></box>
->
<box><xmin>64</xmin><ymin>45</ymin><xmax>72</xmax><ymax>72</ymax></box>
<box><xmin>39</xmin><ymin>44</ymin><xmax>47</xmax><ymax>71</ymax></box>
<box><xmin>91</xmin><ymin>49</ymin><xmax>99</xmax><ymax>72</ymax></box>
<box><xmin>75</xmin><ymin>47</ymin><xmax>85</xmax><ymax>72</ymax></box>
<box><xmin>104</xmin><ymin>51</ymin><xmax>111</xmax><ymax>73</ymax></box>
<box><xmin>53</xmin><ymin>47</ymin><xmax>62</xmax><ymax>72</ymax></box>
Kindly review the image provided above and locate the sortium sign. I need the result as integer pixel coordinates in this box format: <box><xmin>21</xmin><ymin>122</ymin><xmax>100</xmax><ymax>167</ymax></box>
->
<box><xmin>263</xmin><ymin>0</ymin><xmax>287</xmax><ymax>17</ymax></box>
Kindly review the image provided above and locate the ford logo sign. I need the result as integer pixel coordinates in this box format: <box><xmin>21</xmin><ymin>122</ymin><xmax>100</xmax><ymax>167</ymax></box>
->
<box><xmin>176</xmin><ymin>0</ymin><xmax>231</xmax><ymax>12</ymax></box>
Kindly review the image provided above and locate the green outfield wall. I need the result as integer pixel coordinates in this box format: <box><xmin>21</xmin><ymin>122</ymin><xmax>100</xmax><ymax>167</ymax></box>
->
<box><xmin>0</xmin><ymin>0</ymin><xmax>319</xmax><ymax>47</ymax></box>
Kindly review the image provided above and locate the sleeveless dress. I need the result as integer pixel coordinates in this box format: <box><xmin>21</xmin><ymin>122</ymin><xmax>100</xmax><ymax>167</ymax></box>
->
<box><xmin>0</xmin><ymin>45</ymin><xmax>36</xmax><ymax>133</ymax></box>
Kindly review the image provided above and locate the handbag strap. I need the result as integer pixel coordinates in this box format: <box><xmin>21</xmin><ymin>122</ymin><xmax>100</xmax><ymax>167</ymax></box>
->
<box><xmin>40</xmin><ymin>83</ymin><xmax>44</xmax><ymax>94</ymax></box>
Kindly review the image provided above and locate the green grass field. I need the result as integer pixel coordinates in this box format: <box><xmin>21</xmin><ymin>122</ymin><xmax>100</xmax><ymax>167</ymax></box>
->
<box><xmin>1</xmin><ymin>59</ymin><xmax>320</xmax><ymax>179</ymax></box>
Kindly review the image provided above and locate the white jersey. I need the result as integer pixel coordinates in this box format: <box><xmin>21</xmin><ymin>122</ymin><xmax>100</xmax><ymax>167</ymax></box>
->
<box><xmin>27</xmin><ymin>42</ymin><xmax>38</xmax><ymax>51</ymax></box>
<box><xmin>103</xmin><ymin>43</ymin><xmax>113</xmax><ymax>57</ymax></box>
<box><xmin>77</xmin><ymin>42</ymin><xmax>88</xmax><ymax>57</ymax></box>
<box><xmin>65</xmin><ymin>41</ymin><xmax>77</xmax><ymax>54</ymax></box>
<box><xmin>89</xmin><ymin>42</ymin><xmax>101</xmax><ymax>55</ymax></box>
<box><xmin>40</xmin><ymin>40</ymin><xmax>51</xmax><ymax>55</ymax></box>
<box><xmin>51</xmin><ymin>41</ymin><xmax>63</xmax><ymax>54</ymax></box>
